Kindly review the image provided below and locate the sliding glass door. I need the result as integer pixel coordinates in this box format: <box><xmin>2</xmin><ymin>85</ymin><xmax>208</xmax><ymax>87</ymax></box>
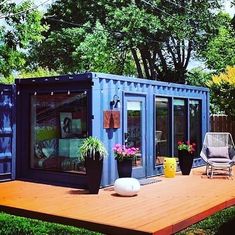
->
<box><xmin>173</xmin><ymin>99</ymin><xmax>187</xmax><ymax>157</ymax></box>
<box><xmin>190</xmin><ymin>100</ymin><xmax>201</xmax><ymax>157</ymax></box>
<box><xmin>155</xmin><ymin>97</ymin><xmax>170</xmax><ymax>165</ymax></box>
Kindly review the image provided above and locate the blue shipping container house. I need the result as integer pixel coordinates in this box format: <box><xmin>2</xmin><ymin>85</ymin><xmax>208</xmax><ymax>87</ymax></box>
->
<box><xmin>0</xmin><ymin>73</ymin><xmax>209</xmax><ymax>187</ymax></box>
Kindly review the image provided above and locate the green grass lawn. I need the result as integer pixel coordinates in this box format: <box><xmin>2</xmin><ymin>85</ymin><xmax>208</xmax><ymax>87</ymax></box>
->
<box><xmin>1</xmin><ymin>206</ymin><xmax>235</xmax><ymax>235</ymax></box>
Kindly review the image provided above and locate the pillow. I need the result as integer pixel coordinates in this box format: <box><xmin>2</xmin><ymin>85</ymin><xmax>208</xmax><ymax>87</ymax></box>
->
<box><xmin>207</xmin><ymin>146</ymin><xmax>229</xmax><ymax>159</ymax></box>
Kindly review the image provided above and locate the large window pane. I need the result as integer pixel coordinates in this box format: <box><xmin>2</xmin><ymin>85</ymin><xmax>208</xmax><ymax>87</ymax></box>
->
<box><xmin>31</xmin><ymin>92</ymin><xmax>88</xmax><ymax>174</ymax></box>
<box><xmin>190</xmin><ymin>100</ymin><xmax>201</xmax><ymax>157</ymax></box>
<box><xmin>127</xmin><ymin>101</ymin><xmax>142</xmax><ymax>167</ymax></box>
<box><xmin>174</xmin><ymin>99</ymin><xmax>186</xmax><ymax>156</ymax></box>
<box><xmin>155</xmin><ymin>97</ymin><xmax>170</xmax><ymax>165</ymax></box>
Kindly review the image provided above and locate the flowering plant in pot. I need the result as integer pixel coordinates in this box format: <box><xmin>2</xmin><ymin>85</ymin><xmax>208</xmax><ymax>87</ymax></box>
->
<box><xmin>79</xmin><ymin>136</ymin><xmax>107</xmax><ymax>194</ymax></box>
<box><xmin>177</xmin><ymin>141</ymin><xmax>196</xmax><ymax>154</ymax></box>
<box><xmin>177</xmin><ymin>141</ymin><xmax>196</xmax><ymax>175</ymax></box>
<box><xmin>113</xmin><ymin>144</ymin><xmax>139</xmax><ymax>178</ymax></box>
<box><xmin>113</xmin><ymin>144</ymin><xmax>139</xmax><ymax>161</ymax></box>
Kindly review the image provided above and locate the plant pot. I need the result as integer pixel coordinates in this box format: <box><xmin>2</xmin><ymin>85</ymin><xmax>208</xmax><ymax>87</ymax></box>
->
<box><xmin>178</xmin><ymin>150</ymin><xmax>193</xmax><ymax>175</ymax></box>
<box><xmin>85</xmin><ymin>153</ymin><xmax>103</xmax><ymax>194</ymax></box>
<box><xmin>117</xmin><ymin>159</ymin><xmax>132</xmax><ymax>178</ymax></box>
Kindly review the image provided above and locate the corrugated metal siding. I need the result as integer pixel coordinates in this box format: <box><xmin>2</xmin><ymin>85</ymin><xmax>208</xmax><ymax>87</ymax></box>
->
<box><xmin>92</xmin><ymin>73</ymin><xmax>209</xmax><ymax>186</ymax></box>
<box><xmin>0</xmin><ymin>85</ymin><xmax>15</xmax><ymax>182</ymax></box>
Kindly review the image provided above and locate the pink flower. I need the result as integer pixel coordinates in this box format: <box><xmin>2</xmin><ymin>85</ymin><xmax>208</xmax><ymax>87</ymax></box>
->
<box><xmin>113</xmin><ymin>144</ymin><xmax>139</xmax><ymax>161</ymax></box>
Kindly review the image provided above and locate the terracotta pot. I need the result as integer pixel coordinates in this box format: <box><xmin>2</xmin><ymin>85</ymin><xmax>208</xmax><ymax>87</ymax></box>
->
<box><xmin>178</xmin><ymin>150</ymin><xmax>193</xmax><ymax>175</ymax></box>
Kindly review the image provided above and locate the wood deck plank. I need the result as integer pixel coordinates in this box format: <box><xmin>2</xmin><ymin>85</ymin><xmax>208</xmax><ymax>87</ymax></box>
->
<box><xmin>0</xmin><ymin>167</ymin><xmax>235</xmax><ymax>235</ymax></box>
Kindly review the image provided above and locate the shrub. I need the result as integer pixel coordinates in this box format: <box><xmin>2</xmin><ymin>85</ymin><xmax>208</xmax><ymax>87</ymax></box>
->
<box><xmin>0</xmin><ymin>212</ymin><xmax>102</xmax><ymax>235</ymax></box>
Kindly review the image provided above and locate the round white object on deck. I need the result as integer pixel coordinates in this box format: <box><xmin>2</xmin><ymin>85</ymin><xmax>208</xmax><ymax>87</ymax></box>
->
<box><xmin>114</xmin><ymin>177</ymin><xmax>140</xmax><ymax>196</ymax></box>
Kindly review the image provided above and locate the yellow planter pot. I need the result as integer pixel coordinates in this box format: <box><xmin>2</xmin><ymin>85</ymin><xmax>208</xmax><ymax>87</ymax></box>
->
<box><xmin>163</xmin><ymin>157</ymin><xmax>176</xmax><ymax>178</ymax></box>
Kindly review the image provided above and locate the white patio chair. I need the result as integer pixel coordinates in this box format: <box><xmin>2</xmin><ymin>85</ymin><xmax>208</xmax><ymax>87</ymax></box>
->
<box><xmin>200</xmin><ymin>132</ymin><xmax>235</xmax><ymax>178</ymax></box>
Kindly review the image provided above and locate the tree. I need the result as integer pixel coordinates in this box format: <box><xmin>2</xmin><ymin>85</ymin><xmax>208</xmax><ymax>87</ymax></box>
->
<box><xmin>29</xmin><ymin>21</ymin><xmax>136</xmax><ymax>75</ymax></box>
<box><xmin>0</xmin><ymin>0</ymin><xmax>47</xmax><ymax>83</ymax></box>
<box><xmin>208</xmin><ymin>66</ymin><xmax>235</xmax><ymax>116</ymax></box>
<box><xmin>30</xmin><ymin>0</ymin><xmax>224</xmax><ymax>83</ymax></box>
<box><xmin>72</xmin><ymin>21</ymin><xmax>136</xmax><ymax>75</ymax></box>
<box><xmin>186</xmin><ymin>67</ymin><xmax>212</xmax><ymax>87</ymax></box>
<box><xmin>19</xmin><ymin>67</ymin><xmax>58</xmax><ymax>78</ymax></box>
<box><xmin>200</xmin><ymin>13</ymin><xmax>235</xmax><ymax>72</ymax></box>
<box><xmin>185</xmin><ymin>67</ymin><xmax>223</xmax><ymax>114</ymax></box>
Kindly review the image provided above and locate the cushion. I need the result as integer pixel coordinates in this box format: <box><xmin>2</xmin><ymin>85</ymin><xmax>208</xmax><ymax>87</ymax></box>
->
<box><xmin>114</xmin><ymin>178</ymin><xmax>140</xmax><ymax>196</ymax></box>
<box><xmin>207</xmin><ymin>146</ymin><xmax>229</xmax><ymax>159</ymax></box>
<box><xmin>208</xmin><ymin>158</ymin><xmax>232</xmax><ymax>164</ymax></box>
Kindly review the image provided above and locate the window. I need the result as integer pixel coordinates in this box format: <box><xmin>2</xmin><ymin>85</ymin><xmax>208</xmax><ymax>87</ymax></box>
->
<box><xmin>190</xmin><ymin>100</ymin><xmax>201</xmax><ymax>157</ymax></box>
<box><xmin>155</xmin><ymin>97</ymin><xmax>170</xmax><ymax>164</ymax></box>
<box><xmin>174</xmin><ymin>99</ymin><xmax>187</xmax><ymax>157</ymax></box>
<box><xmin>155</xmin><ymin>96</ymin><xmax>202</xmax><ymax>162</ymax></box>
<box><xmin>30</xmin><ymin>92</ymin><xmax>88</xmax><ymax>174</ymax></box>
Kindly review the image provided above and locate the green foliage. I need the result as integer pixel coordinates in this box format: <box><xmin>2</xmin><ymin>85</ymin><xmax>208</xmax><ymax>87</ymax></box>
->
<box><xmin>29</xmin><ymin>27</ymin><xmax>86</xmax><ymax>73</ymax></box>
<box><xmin>0</xmin><ymin>0</ymin><xmax>47</xmax><ymax>82</ymax></box>
<box><xmin>208</xmin><ymin>66</ymin><xmax>235</xmax><ymax>116</ymax></box>
<box><xmin>79</xmin><ymin>137</ymin><xmax>107</xmax><ymax>160</ymax></box>
<box><xmin>186</xmin><ymin>67</ymin><xmax>224</xmax><ymax>114</ymax></box>
<box><xmin>73</xmin><ymin>21</ymin><xmax>136</xmax><ymax>75</ymax></box>
<box><xmin>186</xmin><ymin>67</ymin><xmax>212</xmax><ymax>87</ymax></box>
<box><xmin>202</xmin><ymin>23</ymin><xmax>235</xmax><ymax>71</ymax></box>
<box><xmin>30</xmin><ymin>0</ymin><xmax>225</xmax><ymax>83</ymax></box>
<box><xmin>0</xmin><ymin>212</ymin><xmax>101</xmax><ymax>235</ymax></box>
<box><xmin>176</xmin><ymin>206</ymin><xmax>235</xmax><ymax>235</ymax></box>
<box><xmin>19</xmin><ymin>67</ymin><xmax>59</xmax><ymax>78</ymax></box>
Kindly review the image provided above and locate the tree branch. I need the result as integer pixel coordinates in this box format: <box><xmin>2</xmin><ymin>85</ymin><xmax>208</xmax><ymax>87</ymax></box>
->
<box><xmin>183</xmin><ymin>40</ymin><xmax>192</xmax><ymax>69</ymax></box>
<box><xmin>140</xmin><ymin>48</ymin><xmax>150</xmax><ymax>78</ymax></box>
<box><xmin>131</xmin><ymin>48</ymin><xmax>144</xmax><ymax>78</ymax></box>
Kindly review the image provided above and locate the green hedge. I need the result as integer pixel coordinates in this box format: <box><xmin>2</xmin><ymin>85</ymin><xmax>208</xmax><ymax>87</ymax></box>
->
<box><xmin>0</xmin><ymin>212</ymin><xmax>102</xmax><ymax>235</ymax></box>
<box><xmin>177</xmin><ymin>206</ymin><xmax>235</xmax><ymax>234</ymax></box>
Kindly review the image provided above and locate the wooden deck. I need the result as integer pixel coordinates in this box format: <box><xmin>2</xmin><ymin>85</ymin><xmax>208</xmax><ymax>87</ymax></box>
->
<box><xmin>0</xmin><ymin>167</ymin><xmax>235</xmax><ymax>235</ymax></box>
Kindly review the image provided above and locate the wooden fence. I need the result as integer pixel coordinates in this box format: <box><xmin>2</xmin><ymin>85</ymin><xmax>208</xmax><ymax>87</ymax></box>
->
<box><xmin>210</xmin><ymin>115</ymin><xmax>235</xmax><ymax>140</ymax></box>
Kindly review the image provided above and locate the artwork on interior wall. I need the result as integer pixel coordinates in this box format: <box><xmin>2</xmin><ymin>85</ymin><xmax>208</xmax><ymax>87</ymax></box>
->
<box><xmin>71</xmin><ymin>119</ymin><xmax>81</xmax><ymax>133</ymax></box>
<box><xmin>60</xmin><ymin>112</ymin><xmax>72</xmax><ymax>138</ymax></box>
<box><xmin>58</xmin><ymin>138</ymin><xmax>84</xmax><ymax>158</ymax></box>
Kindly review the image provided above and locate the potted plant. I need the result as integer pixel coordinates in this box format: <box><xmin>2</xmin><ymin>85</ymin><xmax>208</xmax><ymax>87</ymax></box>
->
<box><xmin>177</xmin><ymin>141</ymin><xmax>196</xmax><ymax>175</ymax></box>
<box><xmin>79</xmin><ymin>136</ymin><xmax>107</xmax><ymax>194</ymax></box>
<box><xmin>113</xmin><ymin>144</ymin><xmax>139</xmax><ymax>178</ymax></box>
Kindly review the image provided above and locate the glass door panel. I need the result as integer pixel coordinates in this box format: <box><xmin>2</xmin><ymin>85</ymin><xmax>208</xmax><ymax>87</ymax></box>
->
<box><xmin>155</xmin><ymin>97</ymin><xmax>170</xmax><ymax>165</ymax></box>
<box><xmin>174</xmin><ymin>99</ymin><xmax>186</xmax><ymax>157</ymax></box>
<box><xmin>124</xmin><ymin>95</ymin><xmax>146</xmax><ymax>178</ymax></box>
<box><xmin>127</xmin><ymin>101</ymin><xmax>142</xmax><ymax>167</ymax></box>
<box><xmin>190</xmin><ymin>100</ymin><xmax>201</xmax><ymax>157</ymax></box>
